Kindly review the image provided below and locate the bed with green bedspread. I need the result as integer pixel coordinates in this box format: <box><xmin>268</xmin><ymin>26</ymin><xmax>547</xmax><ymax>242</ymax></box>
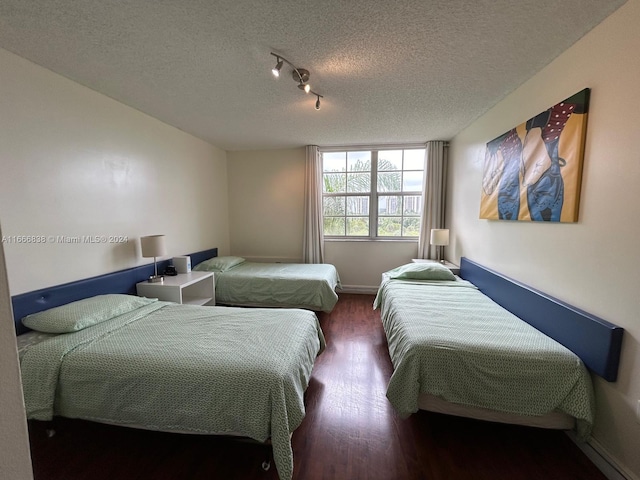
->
<box><xmin>373</xmin><ymin>277</ymin><xmax>595</xmax><ymax>440</ymax></box>
<box><xmin>201</xmin><ymin>262</ymin><xmax>341</xmax><ymax>313</ymax></box>
<box><xmin>20</xmin><ymin>301</ymin><xmax>325</xmax><ymax>480</ymax></box>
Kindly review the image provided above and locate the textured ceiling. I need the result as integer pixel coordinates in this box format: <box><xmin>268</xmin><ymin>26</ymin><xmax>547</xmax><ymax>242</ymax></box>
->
<box><xmin>0</xmin><ymin>0</ymin><xmax>626</xmax><ymax>151</ymax></box>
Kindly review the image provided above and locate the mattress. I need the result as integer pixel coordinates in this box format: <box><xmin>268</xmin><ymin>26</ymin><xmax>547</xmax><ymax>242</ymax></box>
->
<box><xmin>20</xmin><ymin>301</ymin><xmax>325</xmax><ymax>480</ymax></box>
<box><xmin>211</xmin><ymin>262</ymin><xmax>341</xmax><ymax>312</ymax></box>
<box><xmin>373</xmin><ymin>277</ymin><xmax>595</xmax><ymax>439</ymax></box>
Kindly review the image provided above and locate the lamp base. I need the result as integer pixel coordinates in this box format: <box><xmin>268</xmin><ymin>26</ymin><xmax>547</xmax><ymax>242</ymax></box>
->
<box><xmin>148</xmin><ymin>275</ymin><xmax>164</xmax><ymax>283</ymax></box>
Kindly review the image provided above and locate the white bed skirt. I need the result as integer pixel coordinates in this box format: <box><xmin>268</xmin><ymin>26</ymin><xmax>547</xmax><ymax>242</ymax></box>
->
<box><xmin>417</xmin><ymin>393</ymin><xmax>576</xmax><ymax>430</ymax></box>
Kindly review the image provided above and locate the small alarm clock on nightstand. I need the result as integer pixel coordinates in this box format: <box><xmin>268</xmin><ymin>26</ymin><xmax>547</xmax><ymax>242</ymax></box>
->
<box><xmin>173</xmin><ymin>256</ymin><xmax>191</xmax><ymax>274</ymax></box>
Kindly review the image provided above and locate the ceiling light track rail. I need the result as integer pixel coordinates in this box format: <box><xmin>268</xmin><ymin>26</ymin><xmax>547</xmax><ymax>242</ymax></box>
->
<box><xmin>270</xmin><ymin>52</ymin><xmax>324</xmax><ymax>110</ymax></box>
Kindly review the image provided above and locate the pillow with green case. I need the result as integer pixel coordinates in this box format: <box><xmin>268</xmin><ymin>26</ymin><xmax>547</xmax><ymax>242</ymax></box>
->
<box><xmin>192</xmin><ymin>256</ymin><xmax>246</xmax><ymax>272</ymax></box>
<box><xmin>22</xmin><ymin>294</ymin><xmax>157</xmax><ymax>333</ymax></box>
<box><xmin>386</xmin><ymin>262</ymin><xmax>456</xmax><ymax>281</ymax></box>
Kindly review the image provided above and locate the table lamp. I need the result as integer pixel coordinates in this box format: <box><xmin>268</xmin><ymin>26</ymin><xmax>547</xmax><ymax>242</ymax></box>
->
<box><xmin>141</xmin><ymin>235</ymin><xmax>167</xmax><ymax>283</ymax></box>
<box><xmin>430</xmin><ymin>229</ymin><xmax>449</xmax><ymax>263</ymax></box>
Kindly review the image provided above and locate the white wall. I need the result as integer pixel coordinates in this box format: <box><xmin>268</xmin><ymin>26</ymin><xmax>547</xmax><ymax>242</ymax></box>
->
<box><xmin>0</xmin><ymin>225</ymin><xmax>33</xmax><ymax>479</ymax></box>
<box><xmin>0</xmin><ymin>48</ymin><xmax>230</xmax><ymax>295</ymax></box>
<box><xmin>0</xmin><ymin>44</ymin><xmax>231</xmax><ymax>476</ymax></box>
<box><xmin>227</xmin><ymin>148</ymin><xmax>306</xmax><ymax>262</ymax></box>
<box><xmin>227</xmin><ymin>148</ymin><xmax>419</xmax><ymax>290</ymax></box>
<box><xmin>447</xmin><ymin>1</ymin><xmax>640</xmax><ymax>477</ymax></box>
<box><xmin>324</xmin><ymin>240</ymin><xmax>418</xmax><ymax>291</ymax></box>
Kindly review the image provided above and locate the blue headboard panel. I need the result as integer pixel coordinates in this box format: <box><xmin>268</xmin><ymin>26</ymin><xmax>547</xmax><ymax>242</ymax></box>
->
<box><xmin>189</xmin><ymin>248</ymin><xmax>218</xmax><ymax>269</ymax></box>
<box><xmin>459</xmin><ymin>257</ymin><xmax>623</xmax><ymax>382</ymax></box>
<box><xmin>12</xmin><ymin>247</ymin><xmax>218</xmax><ymax>335</ymax></box>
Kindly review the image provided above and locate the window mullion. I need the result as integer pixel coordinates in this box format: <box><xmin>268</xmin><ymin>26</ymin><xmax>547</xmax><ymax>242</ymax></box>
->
<box><xmin>400</xmin><ymin>150</ymin><xmax>405</xmax><ymax>236</ymax></box>
<box><xmin>370</xmin><ymin>151</ymin><xmax>378</xmax><ymax>239</ymax></box>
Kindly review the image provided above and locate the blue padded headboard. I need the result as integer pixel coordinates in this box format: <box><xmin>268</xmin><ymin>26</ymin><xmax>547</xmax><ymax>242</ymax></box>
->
<box><xmin>459</xmin><ymin>257</ymin><xmax>623</xmax><ymax>382</ymax></box>
<box><xmin>12</xmin><ymin>248</ymin><xmax>218</xmax><ymax>335</ymax></box>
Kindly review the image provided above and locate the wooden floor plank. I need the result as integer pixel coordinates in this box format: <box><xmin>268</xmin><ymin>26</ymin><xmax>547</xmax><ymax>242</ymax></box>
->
<box><xmin>28</xmin><ymin>293</ymin><xmax>606</xmax><ymax>479</ymax></box>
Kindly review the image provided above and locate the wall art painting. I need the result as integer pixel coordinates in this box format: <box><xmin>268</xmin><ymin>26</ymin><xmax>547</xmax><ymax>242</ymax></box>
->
<box><xmin>480</xmin><ymin>88</ymin><xmax>590</xmax><ymax>222</ymax></box>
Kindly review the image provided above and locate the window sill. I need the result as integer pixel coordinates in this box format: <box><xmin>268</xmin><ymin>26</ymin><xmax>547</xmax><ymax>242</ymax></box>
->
<box><xmin>324</xmin><ymin>238</ymin><xmax>418</xmax><ymax>243</ymax></box>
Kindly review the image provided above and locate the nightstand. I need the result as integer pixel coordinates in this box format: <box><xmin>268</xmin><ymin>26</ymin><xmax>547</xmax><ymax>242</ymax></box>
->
<box><xmin>411</xmin><ymin>259</ymin><xmax>460</xmax><ymax>275</ymax></box>
<box><xmin>136</xmin><ymin>271</ymin><xmax>215</xmax><ymax>306</ymax></box>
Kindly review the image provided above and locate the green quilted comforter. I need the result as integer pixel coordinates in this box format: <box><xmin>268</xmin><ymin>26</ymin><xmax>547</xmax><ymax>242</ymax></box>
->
<box><xmin>213</xmin><ymin>262</ymin><xmax>341</xmax><ymax>312</ymax></box>
<box><xmin>20</xmin><ymin>302</ymin><xmax>326</xmax><ymax>480</ymax></box>
<box><xmin>374</xmin><ymin>278</ymin><xmax>595</xmax><ymax>439</ymax></box>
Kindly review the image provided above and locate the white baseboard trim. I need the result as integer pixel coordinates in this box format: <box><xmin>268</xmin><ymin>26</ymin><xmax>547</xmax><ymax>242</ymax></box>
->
<box><xmin>566</xmin><ymin>432</ymin><xmax>637</xmax><ymax>480</ymax></box>
<box><xmin>338</xmin><ymin>285</ymin><xmax>379</xmax><ymax>295</ymax></box>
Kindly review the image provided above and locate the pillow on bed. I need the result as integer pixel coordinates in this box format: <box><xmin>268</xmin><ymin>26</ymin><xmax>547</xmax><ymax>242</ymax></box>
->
<box><xmin>22</xmin><ymin>294</ymin><xmax>158</xmax><ymax>334</ymax></box>
<box><xmin>386</xmin><ymin>262</ymin><xmax>456</xmax><ymax>281</ymax></box>
<box><xmin>193</xmin><ymin>256</ymin><xmax>246</xmax><ymax>272</ymax></box>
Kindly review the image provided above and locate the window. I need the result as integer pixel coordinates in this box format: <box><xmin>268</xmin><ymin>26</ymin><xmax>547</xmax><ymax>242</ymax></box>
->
<box><xmin>322</xmin><ymin>147</ymin><xmax>426</xmax><ymax>239</ymax></box>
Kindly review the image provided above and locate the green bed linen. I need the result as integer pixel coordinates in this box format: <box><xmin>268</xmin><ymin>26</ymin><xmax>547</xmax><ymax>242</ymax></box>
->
<box><xmin>374</xmin><ymin>278</ymin><xmax>595</xmax><ymax>439</ymax></box>
<box><xmin>21</xmin><ymin>302</ymin><xmax>326</xmax><ymax>480</ymax></box>
<box><xmin>214</xmin><ymin>262</ymin><xmax>341</xmax><ymax>312</ymax></box>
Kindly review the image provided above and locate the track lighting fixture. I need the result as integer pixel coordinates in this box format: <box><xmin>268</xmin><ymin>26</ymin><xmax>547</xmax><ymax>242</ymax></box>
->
<box><xmin>270</xmin><ymin>52</ymin><xmax>324</xmax><ymax>110</ymax></box>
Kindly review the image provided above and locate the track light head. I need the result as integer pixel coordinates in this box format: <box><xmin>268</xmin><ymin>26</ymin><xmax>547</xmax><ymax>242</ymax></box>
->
<box><xmin>298</xmin><ymin>83</ymin><xmax>311</xmax><ymax>93</ymax></box>
<box><xmin>271</xmin><ymin>57</ymin><xmax>283</xmax><ymax>77</ymax></box>
<box><xmin>315</xmin><ymin>95</ymin><xmax>321</xmax><ymax>110</ymax></box>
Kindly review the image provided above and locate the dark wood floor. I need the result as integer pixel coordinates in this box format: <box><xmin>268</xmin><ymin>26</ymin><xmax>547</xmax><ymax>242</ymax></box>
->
<box><xmin>28</xmin><ymin>294</ymin><xmax>606</xmax><ymax>480</ymax></box>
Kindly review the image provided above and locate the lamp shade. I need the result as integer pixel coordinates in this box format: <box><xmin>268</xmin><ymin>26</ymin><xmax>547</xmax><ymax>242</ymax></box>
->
<box><xmin>430</xmin><ymin>229</ymin><xmax>449</xmax><ymax>246</ymax></box>
<box><xmin>140</xmin><ymin>235</ymin><xmax>167</xmax><ymax>258</ymax></box>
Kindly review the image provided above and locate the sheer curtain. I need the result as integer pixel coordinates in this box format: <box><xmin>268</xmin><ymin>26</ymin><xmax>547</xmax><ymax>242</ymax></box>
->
<box><xmin>417</xmin><ymin>141</ymin><xmax>448</xmax><ymax>259</ymax></box>
<box><xmin>302</xmin><ymin>145</ymin><xmax>325</xmax><ymax>263</ymax></box>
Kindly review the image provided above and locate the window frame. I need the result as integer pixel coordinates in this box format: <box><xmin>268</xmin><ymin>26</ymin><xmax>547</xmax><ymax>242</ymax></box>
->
<box><xmin>320</xmin><ymin>144</ymin><xmax>426</xmax><ymax>241</ymax></box>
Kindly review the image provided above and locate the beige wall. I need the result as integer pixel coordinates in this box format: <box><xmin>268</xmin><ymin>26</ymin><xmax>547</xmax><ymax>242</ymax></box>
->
<box><xmin>0</xmin><ymin>226</ymin><xmax>33</xmax><ymax>479</ymax></box>
<box><xmin>227</xmin><ymin>148</ymin><xmax>306</xmax><ymax>262</ymax></box>
<box><xmin>0</xmin><ymin>47</ymin><xmax>230</xmax><ymax>295</ymax></box>
<box><xmin>227</xmin><ymin>148</ymin><xmax>420</xmax><ymax>290</ymax></box>
<box><xmin>325</xmin><ymin>240</ymin><xmax>418</xmax><ymax>291</ymax></box>
<box><xmin>447</xmin><ymin>1</ymin><xmax>640</xmax><ymax>477</ymax></box>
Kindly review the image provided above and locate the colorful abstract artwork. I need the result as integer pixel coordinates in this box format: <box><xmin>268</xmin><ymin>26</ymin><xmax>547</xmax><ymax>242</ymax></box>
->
<box><xmin>480</xmin><ymin>89</ymin><xmax>590</xmax><ymax>222</ymax></box>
